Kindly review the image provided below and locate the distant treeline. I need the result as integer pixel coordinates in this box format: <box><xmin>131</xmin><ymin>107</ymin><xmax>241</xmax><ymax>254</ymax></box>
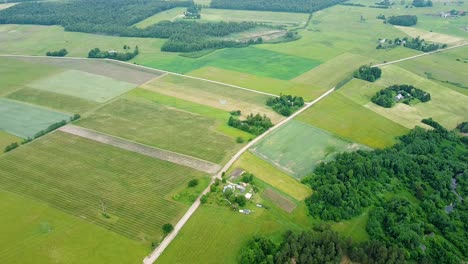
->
<box><xmin>0</xmin><ymin>0</ymin><xmax>262</xmax><ymax>52</ymax></box>
<box><xmin>377</xmin><ymin>37</ymin><xmax>447</xmax><ymax>52</ymax></box>
<box><xmin>210</xmin><ymin>0</ymin><xmax>348</xmax><ymax>13</ymax></box>
<box><xmin>88</xmin><ymin>46</ymin><xmax>139</xmax><ymax>61</ymax></box>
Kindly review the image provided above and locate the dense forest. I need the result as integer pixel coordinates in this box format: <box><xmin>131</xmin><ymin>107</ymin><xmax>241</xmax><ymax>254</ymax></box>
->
<box><xmin>386</xmin><ymin>15</ymin><xmax>418</xmax><ymax>26</ymax></box>
<box><xmin>228</xmin><ymin>113</ymin><xmax>273</xmax><ymax>135</ymax></box>
<box><xmin>240</xmin><ymin>229</ymin><xmax>406</xmax><ymax>264</ymax></box>
<box><xmin>300</xmin><ymin>120</ymin><xmax>467</xmax><ymax>262</ymax></box>
<box><xmin>266</xmin><ymin>95</ymin><xmax>304</xmax><ymax>116</ymax></box>
<box><xmin>371</xmin><ymin>84</ymin><xmax>431</xmax><ymax>108</ymax></box>
<box><xmin>210</xmin><ymin>0</ymin><xmax>347</xmax><ymax>13</ymax></box>
<box><xmin>0</xmin><ymin>0</ymin><xmax>261</xmax><ymax>52</ymax></box>
<box><xmin>354</xmin><ymin>65</ymin><xmax>382</xmax><ymax>82</ymax></box>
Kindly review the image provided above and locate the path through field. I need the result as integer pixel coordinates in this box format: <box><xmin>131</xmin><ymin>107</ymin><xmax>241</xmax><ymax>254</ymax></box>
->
<box><xmin>59</xmin><ymin>125</ymin><xmax>221</xmax><ymax>174</ymax></box>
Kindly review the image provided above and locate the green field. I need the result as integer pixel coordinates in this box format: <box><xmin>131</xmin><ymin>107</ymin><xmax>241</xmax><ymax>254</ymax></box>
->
<box><xmin>134</xmin><ymin>7</ymin><xmax>186</xmax><ymax>28</ymax></box>
<box><xmin>77</xmin><ymin>92</ymin><xmax>240</xmax><ymax>163</ymax></box>
<box><xmin>0</xmin><ymin>190</ymin><xmax>147</xmax><ymax>264</ymax></box>
<box><xmin>251</xmin><ymin>120</ymin><xmax>368</xmax><ymax>178</ymax></box>
<box><xmin>0</xmin><ymin>131</ymin><xmax>21</xmax><ymax>152</ymax></box>
<box><xmin>0</xmin><ymin>98</ymin><xmax>72</xmax><ymax>138</ymax></box>
<box><xmin>142</xmin><ymin>74</ymin><xmax>284</xmax><ymax>123</ymax></box>
<box><xmin>6</xmin><ymin>87</ymin><xmax>98</xmax><ymax>114</ymax></box>
<box><xmin>330</xmin><ymin>210</ymin><xmax>370</xmax><ymax>243</ymax></box>
<box><xmin>0</xmin><ymin>57</ymin><xmax>61</xmax><ymax>97</ymax></box>
<box><xmin>189</xmin><ymin>67</ymin><xmax>326</xmax><ymax>101</ymax></box>
<box><xmin>371</xmin><ymin>65</ymin><xmax>468</xmax><ymax>129</ymax></box>
<box><xmin>297</xmin><ymin>92</ymin><xmax>409</xmax><ymax>148</ymax></box>
<box><xmin>0</xmin><ymin>132</ymin><xmax>208</xmax><ymax>244</ymax></box>
<box><xmin>27</xmin><ymin>70</ymin><xmax>136</xmax><ymax>103</ymax></box>
<box><xmin>229</xmin><ymin>152</ymin><xmax>312</xmax><ymax>201</ymax></box>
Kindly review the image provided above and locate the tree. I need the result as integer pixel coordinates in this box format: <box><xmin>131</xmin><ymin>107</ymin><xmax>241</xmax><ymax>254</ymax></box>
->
<box><xmin>162</xmin><ymin>223</ymin><xmax>174</xmax><ymax>235</ymax></box>
<box><xmin>188</xmin><ymin>179</ymin><xmax>199</xmax><ymax>187</ymax></box>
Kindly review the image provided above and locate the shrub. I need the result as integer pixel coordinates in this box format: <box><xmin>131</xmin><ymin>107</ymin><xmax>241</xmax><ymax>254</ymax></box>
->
<box><xmin>188</xmin><ymin>179</ymin><xmax>199</xmax><ymax>187</ymax></box>
<box><xmin>236</xmin><ymin>137</ymin><xmax>244</xmax><ymax>144</ymax></box>
<box><xmin>162</xmin><ymin>223</ymin><xmax>174</xmax><ymax>235</ymax></box>
<box><xmin>4</xmin><ymin>142</ymin><xmax>19</xmax><ymax>153</ymax></box>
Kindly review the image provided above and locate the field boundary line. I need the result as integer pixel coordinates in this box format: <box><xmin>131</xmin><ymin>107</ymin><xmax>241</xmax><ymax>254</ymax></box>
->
<box><xmin>142</xmin><ymin>86</ymin><xmax>336</xmax><ymax>264</ymax></box>
<box><xmin>372</xmin><ymin>42</ymin><xmax>468</xmax><ymax>67</ymax></box>
<box><xmin>58</xmin><ymin>124</ymin><xmax>221</xmax><ymax>174</ymax></box>
<box><xmin>0</xmin><ymin>54</ymin><xmax>279</xmax><ymax>98</ymax></box>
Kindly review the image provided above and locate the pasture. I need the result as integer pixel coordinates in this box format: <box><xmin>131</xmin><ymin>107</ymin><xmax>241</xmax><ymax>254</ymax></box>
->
<box><xmin>134</xmin><ymin>7</ymin><xmax>186</xmax><ymax>28</ymax></box>
<box><xmin>296</xmin><ymin>92</ymin><xmax>409</xmax><ymax>148</ymax></box>
<box><xmin>0</xmin><ymin>57</ymin><xmax>61</xmax><ymax>97</ymax></box>
<box><xmin>27</xmin><ymin>70</ymin><xmax>136</xmax><ymax>103</ymax></box>
<box><xmin>141</xmin><ymin>74</ymin><xmax>284</xmax><ymax>123</ymax></box>
<box><xmin>0</xmin><ymin>190</ymin><xmax>147</xmax><ymax>264</ymax></box>
<box><xmin>6</xmin><ymin>88</ymin><xmax>98</xmax><ymax>114</ymax></box>
<box><xmin>0</xmin><ymin>131</ymin><xmax>20</xmax><ymax>152</ymax></box>
<box><xmin>250</xmin><ymin>120</ymin><xmax>367</xmax><ymax>178</ymax></box>
<box><xmin>189</xmin><ymin>67</ymin><xmax>326</xmax><ymax>101</ymax></box>
<box><xmin>230</xmin><ymin>151</ymin><xmax>312</xmax><ymax>201</ymax></box>
<box><xmin>370</xmin><ymin>65</ymin><xmax>468</xmax><ymax>129</ymax></box>
<box><xmin>76</xmin><ymin>94</ymin><xmax>239</xmax><ymax>164</ymax></box>
<box><xmin>0</xmin><ymin>98</ymin><xmax>71</xmax><ymax>138</ymax></box>
<box><xmin>200</xmin><ymin>9</ymin><xmax>308</xmax><ymax>27</ymax></box>
<box><xmin>0</xmin><ymin>132</ymin><xmax>208</xmax><ymax>244</ymax></box>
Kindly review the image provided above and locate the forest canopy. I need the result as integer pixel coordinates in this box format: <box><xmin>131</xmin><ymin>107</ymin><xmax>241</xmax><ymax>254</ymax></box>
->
<box><xmin>210</xmin><ymin>0</ymin><xmax>348</xmax><ymax>13</ymax></box>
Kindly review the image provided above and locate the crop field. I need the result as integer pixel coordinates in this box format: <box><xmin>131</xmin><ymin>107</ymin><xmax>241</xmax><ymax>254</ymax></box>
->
<box><xmin>0</xmin><ymin>57</ymin><xmax>61</xmax><ymax>97</ymax></box>
<box><xmin>76</xmin><ymin>93</ymin><xmax>239</xmax><ymax>164</ymax></box>
<box><xmin>230</xmin><ymin>152</ymin><xmax>311</xmax><ymax>201</ymax></box>
<box><xmin>0</xmin><ymin>190</ymin><xmax>147</xmax><ymax>264</ymax></box>
<box><xmin>0</xmin><ymin>132</ymin><xmax>208</xmax><ymax>244</ymax></box>
<box><xmin>133</xmin><ymin>7</ymin><xmax>186</xmax><ymax>28</ymax></box>
<box><xmin>0</xmin><ymin>98</ymin><xmax>72</xmax><ymax>138</ymax></box>
<box><xmin>263</xmin><ymin>188</ymin><xmax>297</xmax><ymax>213</ymax></box>
<box><xmin>6</xmin><ymin>87</ymin><xmax>99</xmax><ymax>114</ymax></box>
<box><xmin>141</xmin><ymin>74</ymin><xmax>284</xmax><ymax>123</ymax></box>
<box><xmin>250</xmin><ymin>120</ymin><xmax>367</xmax><ymax>178</ymax></box>
<box><xmin>27</xmin><ymin>70</ymin><xmax>136</xmax><ymax>103</ymax></box>
<box><xmin>0</xmin><ymin>131</ymin><xmax>21</xmax><ymax>152</ymax></box>
<box><xmin>188</xmin><ymin>67</ymin><xmax>326</xmax><ymax>101</ymax></box>
<box><xmin>394</xmin><ymin>26</ymin><xmax>466</xmax><ymax>46</ymax></box>
<box><xmin>371</xmin><ymin>65</ymin><xmax>468</xmax><ymax>129</ymax></box>
<box><xmin>296</xmin><ymin>92</ymin><xmax>409</xmax><ymax>148</ymax></box>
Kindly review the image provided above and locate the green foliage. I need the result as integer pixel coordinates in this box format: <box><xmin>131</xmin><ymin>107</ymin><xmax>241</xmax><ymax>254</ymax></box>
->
<box><xmin>241</xmin><ymin>172</ymin><xmax>254</xmax><ymax>183</ymax></box>
<box><xmin>236</xmin><ymin>195</ymin><xmax>247</xmax><ymax>206</ymax></box>
<box><xmin>184</xmin><ymin>4</ymin><xmax>201</xmax><ymax>19</ymax></box>
<box><xmin>456</xmin><ymin>121</ymin><xmax>468</xmax><ymax>133</ymax></box>
<box><xmin>4</xmin><ymin>142</ymin><xmax>19</xmax><ymax>153</ymax></box>
<box><xmin>387</xmin><ymin>15</ymin><xmax>418</xmax><ymax>26</ymax></box>
<box><xmin>46</xmin><ymin>48</ymin><xmax>68</xmax><ymax>57</ymax></box>
<box><xmin>377</xmin><ymin>36</ymin><xmax>446</xmax><ymax>52</ymax></box>
<box><xmin>354</xmin><ymin>65</ymin><xmax>382</xmax><ymax>82</ymax></box>
<box><xmin>412</xmin><ymin>0</ymin><xmax>432</xmax><ymax>7</ymax></box>
<box><xmin>200</xmin><ymin>195</ymin><xmax>208</xmax><ymax>204</ymax></box>
<box><xmin>236</xmin><ymin>137</ymin><xmax>245</xmax><ymax>144</ymax></box>
<box><xmin>230</xmin><ymin>110</ymin><xmax>241</xmax><ymax>116</ymax></box>
<box><xmin>88</xmin><ymin>46</ymin><xmax>139</xmax><ymax>61</ymax></box>
<box><xmin>228</xmin><ymin>113</ymin><xmax>273</xmax><ymax>136</ymax></box>
<box><xmin>188</xmin><ymin>179</ymin><xmax>199</xmax><ymax>188</ymax></box>
<box><xmin>210</xmin><ymin>0</ymin><xmax>348</xmax><ymax>13</ymax></box>
<box><xmin>266</xmin><ymin>94</ymin><xmax>304</xmax><ymax>117</ymax></box>
<box><xmin>162</xmin><ymin>223</ymin><xmax>174</xmax><ymax>235</ymax></box>
<box><xmin>303</xmin><ymin>121</ymin><xmax>467</xmax><ymax>262</ymax></box>
<box><xmin>371</xmin><ymin>84</ymin><xmax>431</xmax><ymax>108</ymax></box>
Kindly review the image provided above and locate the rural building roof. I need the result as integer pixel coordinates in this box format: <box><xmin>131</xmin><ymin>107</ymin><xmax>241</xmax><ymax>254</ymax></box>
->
<box><xmin>245</xmin><ymin>193</ymin><xmax>253</xmax><ymax>200</ymax></box>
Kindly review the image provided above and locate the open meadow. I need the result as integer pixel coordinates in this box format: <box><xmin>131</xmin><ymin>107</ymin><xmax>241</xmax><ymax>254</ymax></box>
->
<box><xmin>0</xmin><ymin>132</ymin><xmax>209</xmax><ymax>244</ymax></box>
<box><xmin>250</xmin><ymin>120</ymin><xmax>368</xmax><ymax>178</ymax></box>
<box><xmin>296</xmin><ymin>92</ymin><xmax>409</xmax><ymax>148</ymax></box>
<box><xmin>0</xmin><ymin>190</ymin><xmax>147</xmax><ymax>264</ymax></box>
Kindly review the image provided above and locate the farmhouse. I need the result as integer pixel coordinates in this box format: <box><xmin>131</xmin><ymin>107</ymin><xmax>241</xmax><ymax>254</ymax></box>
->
<box><xmin>245</xmin><ymin>193</ymin><xmax>253</xmax><ymax>200</ymax></box>
<box><xmin>395</xmin><ymin>93</ymin><xmax>404</xmax><ymax>101</ymax></box>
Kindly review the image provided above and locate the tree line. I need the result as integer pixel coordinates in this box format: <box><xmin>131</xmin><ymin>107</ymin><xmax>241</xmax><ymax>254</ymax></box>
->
<box><xmin>386</xmin><ymin>15</ymin><xmax>418</xmax><ymax>26</ymax></box>
<box><xmin>88</xmin><ymin>46</ymin><xmax>139</xmax><ymax>61</ymax></box>
<box><xmin>210</xmin><ymin>0</ymin><xmax>348</xmax><ymax>13</ymax></box>
<box><xmin>300</xmin><ymin>121</ymin><xmax>467</xmax><ymax>262</ymax></box>
<box><xmin>266</xmin><ymin>94</ymin><xmax>304</xmax><ymax>117</ymax></box>
<box><xmin>371</xmin><ymin>84</ymin><xmax>431</xmax><ymax>108</ymax></box>
<box><xmin>46</xmin><ymin>48</ymin><xmax>68</xmax><ymax>57</ymax></box>
<box><xmin>377</xmin><ymin>36</ymin><xmax>447</xmax><ymax>52</ymax></box>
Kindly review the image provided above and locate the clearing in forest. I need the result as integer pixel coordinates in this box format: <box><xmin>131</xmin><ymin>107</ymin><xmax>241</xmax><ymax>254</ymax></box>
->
<box><xmin>0</xmin><ymin>98</ymin><xmax>71</xmax><ymax>138</ymax></box>
<box><xmin>250</xmin><ymin>120</ymin><xmax>368</xmax><ymax>178</ymax></box>
<box><xmin>27</xmin><ymin>70</ymin><xmax>136</xmax><ymax>103</ymax></box>
<box><xmin>0</xmin><ymin>132</ymin><xmax>208</xmax><ymax>243</ymax></box>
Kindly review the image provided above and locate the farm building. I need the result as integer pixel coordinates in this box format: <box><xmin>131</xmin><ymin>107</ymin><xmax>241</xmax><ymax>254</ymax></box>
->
<box><xmin>245</xmin><ymin>193</ymin><xmax>253</xmax><ymax>200</ymax></box>
<box><xmin>395</xmin><ymin>94</ymin><xmax>404</xmax><ymax>101</ymax></box>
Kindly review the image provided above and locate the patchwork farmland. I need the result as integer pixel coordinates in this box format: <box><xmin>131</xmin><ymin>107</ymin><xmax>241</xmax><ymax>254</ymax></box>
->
<box><xmin>0</xmin><ymin>0</ymin><xmax>467</xmax><ymax>262</ymax></box>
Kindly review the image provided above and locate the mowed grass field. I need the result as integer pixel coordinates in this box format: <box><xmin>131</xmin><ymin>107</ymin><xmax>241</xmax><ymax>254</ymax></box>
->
<box><xmin>370</xmin><ymin>65</ymin><xmax>468</xmax><ymax>129</ymax></box>
<box><xmin>189</xmin><ymin>67</ymin><xmax>326</xmax><ymax>101</ymax></box>
<box><xmin>0</xmin><ymin>190</ymin><xmax>147</xmax><ymax>264</ymax></box>
<box><xmin>296</xmin><ymin>92</ymin><xmax>409</xmax><ymax>148</ymax></box>
<box><xmin>0</xmin><ymin>131</ymin><xmax>21</xmax><ymax>151</ymax></box>
<box><xmin>141</xmin><ymin>74</ymin><xmax>284</xmax><ymax>123</ymax></box>
<box><xmin>251</xmin><ymin>120</ymin><xmax>367</xmax><ymax>178</ymax></box>
<box><xmin>27</xmin><ymin>70</ymin><xmax>136</xmax><ymax>103</ymax></box>
<box><xmin>134</xmin><ymin>7</ymin><xmax>186</xmax><ymax>28</ymax></box>
<box><xmin>0</xmin><ymin>57</ymin><xmax>61</xmax><ymax>97</ymax></box>
<box><xmin>230</xmin><ymin>152</ymin><xmax>311</xmax><ymax>201</ymax></box>
<box><xmin>0</xmin><ymin>98</ymin><xmax>71</xmax><ymax>138</ymax></box>
<box><xmin>0</xmin><ymin>132</ymin><xmax>208</xmax><ymax>244</ymax></box>
<box><xmin>77</xmin><ymin>90</ymin><xmax>242</xmax><ymax>164</ymax></box>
